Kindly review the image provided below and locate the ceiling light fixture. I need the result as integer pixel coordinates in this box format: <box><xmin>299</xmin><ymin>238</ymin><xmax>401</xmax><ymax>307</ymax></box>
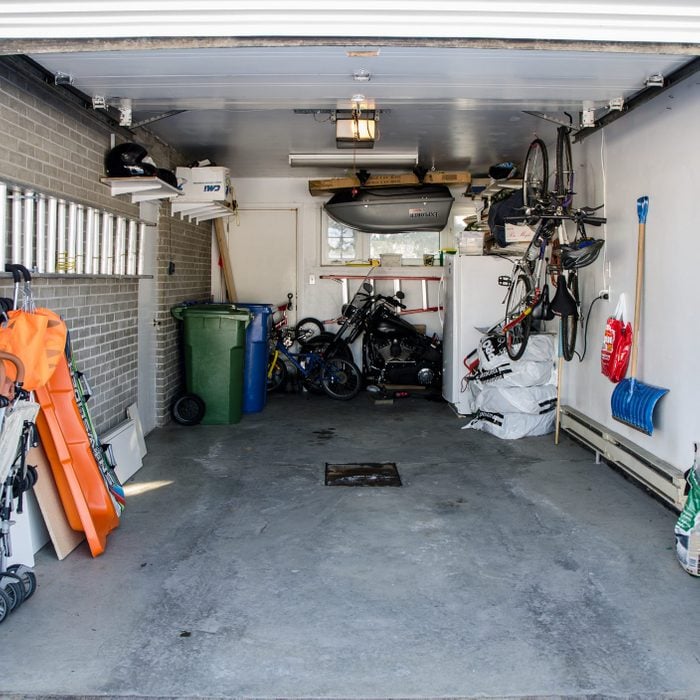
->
<box><xmin>335</xmin><ymin>105</ymin><xmax>377</xmax><ymax>149</ymax></box>
<box><xmin>288</xmin><ymin>151</ymin><xmax>418</xmax><ymax>168</ymax></box>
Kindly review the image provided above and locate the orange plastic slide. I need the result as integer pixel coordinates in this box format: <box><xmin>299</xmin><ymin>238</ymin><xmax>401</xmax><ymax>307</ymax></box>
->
<box><xmin>34</xmin><ymin>355</ymin><xmax>119</xmax><ymax>557</ymax></box>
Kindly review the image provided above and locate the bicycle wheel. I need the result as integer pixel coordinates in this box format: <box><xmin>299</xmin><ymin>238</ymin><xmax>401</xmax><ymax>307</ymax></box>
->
<box><xmin>555</xmin><ymin>126</ymin><xmax>574</xmax><ymax>208</ymax></box>
<box><xmin>560</xmin><ymin>272</ymin><xmax>579</xmax><ymax>361</ymax></box>
<box><xmin>171</xmin><ymin>393</ymin><xmax>206</xmax><ymax>426</ymax></box>
<box><xmin>504</xmin><ymin>272</ymin><xmax>533</xmax><ymax>361</ymax></box>
<box><xmin>522</xmin><ymin>138</ymin><xmax>549</xmax><ymax>211</ymax></box>
<box><xmin>266</xmin><ymin>353</ymin><xmax>288</xmax><ymax>392</ymax></box>
<box><xmin>295</xmin><ymin>317</ymin><xmax>325</xmax><ymax>344</ymax></box>
<box><xmin>321</xmin><ymin>358</ymin><xmax>362</xmax><ymax>400</ymax></box>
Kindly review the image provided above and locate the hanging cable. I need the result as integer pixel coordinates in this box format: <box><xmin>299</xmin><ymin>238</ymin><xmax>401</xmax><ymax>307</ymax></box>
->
<box><xmin>574</xmin><ymin>292</ymin><xmax>606</xmax><ymax>362</ymax></box>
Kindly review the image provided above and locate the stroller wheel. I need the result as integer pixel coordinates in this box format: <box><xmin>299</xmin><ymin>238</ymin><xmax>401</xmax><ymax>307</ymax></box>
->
<box><xmin>7</xmin><ymin>565</ymin><xmax>37</xmax><ymax>600</ymax></box>
<box><xmin>0</xmin><ymin>573</ymin><xmax>25</xmax><ymax>611</ymax></box>
<box><xmin>171</xmin><ymin>393</ymin><xmax>206</xmax><ymax>426</ymax></box>
<box><xmin>0</xmin><ymin>587</ymin><xmax>11</xmax><ymax>623</ymax></box>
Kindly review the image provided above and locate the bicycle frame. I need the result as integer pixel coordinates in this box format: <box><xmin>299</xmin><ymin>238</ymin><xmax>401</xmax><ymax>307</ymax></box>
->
<box><xmin>269</xmin><ymin>334</ymin><xmax>324</xmax><ymax>383</ymax></box>
<box><xmin>500</xmin><ymin>217</ymin><xmax>569</xmax><ymax>333</ymax></box>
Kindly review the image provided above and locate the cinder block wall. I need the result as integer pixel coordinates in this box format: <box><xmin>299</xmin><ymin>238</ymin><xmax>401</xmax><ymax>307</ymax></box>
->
<box><xmin>154</xmin><ymin>213</ymin><xmax>212</xmax><ymax>425</ymax></box>
<box><xmin>0</xmin><ymin>56</ymin><xmax>212</xmax><ymax>433</ymax></box>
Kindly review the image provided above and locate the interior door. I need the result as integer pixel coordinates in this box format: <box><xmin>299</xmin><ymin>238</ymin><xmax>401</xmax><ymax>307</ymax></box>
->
<box><xmin>220</xmin><ymin>208</ymin><xmax>297</xmax><ymax>317</ymax></box>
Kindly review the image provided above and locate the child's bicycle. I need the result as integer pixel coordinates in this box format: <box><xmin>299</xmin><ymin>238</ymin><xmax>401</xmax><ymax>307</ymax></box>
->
<box><xmin>266</xmin><ymin>325</ymin><xmax>362</xmax><ymax>400</ymax></box>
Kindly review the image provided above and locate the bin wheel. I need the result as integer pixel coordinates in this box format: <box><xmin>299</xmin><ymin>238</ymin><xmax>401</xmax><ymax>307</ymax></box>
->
<box><xmin>171</xmin><ymin>393</ymin><xmax>206</xmax><ymax>426</ymax></box>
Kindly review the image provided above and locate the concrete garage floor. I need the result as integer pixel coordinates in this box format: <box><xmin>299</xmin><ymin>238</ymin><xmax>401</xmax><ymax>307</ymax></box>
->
<box><xmin>2</xmin><ymin>392</ymin><xmax>699</xmax><ymax>699</ymax></box>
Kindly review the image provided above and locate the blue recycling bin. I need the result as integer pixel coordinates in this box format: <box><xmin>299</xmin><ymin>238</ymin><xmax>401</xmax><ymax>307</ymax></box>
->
<box><xmin>235</xmin><ymin>303</ymin><xmax>274</xmax><ymax>413</ymax></box>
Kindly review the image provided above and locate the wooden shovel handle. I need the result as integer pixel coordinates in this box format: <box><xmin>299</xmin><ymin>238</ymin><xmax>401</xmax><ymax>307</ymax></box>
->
<box><xmin>630</xmin><ymin>198</ymin><xmax>648</xmax><ymax>379</ymax></box>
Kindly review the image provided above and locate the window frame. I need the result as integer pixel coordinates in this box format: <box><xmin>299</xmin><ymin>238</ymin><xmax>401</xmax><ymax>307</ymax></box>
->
<box><xmin>321</xmin><ymin>210</ymin><xmax>441</xmax><ymax>266</ymax></box>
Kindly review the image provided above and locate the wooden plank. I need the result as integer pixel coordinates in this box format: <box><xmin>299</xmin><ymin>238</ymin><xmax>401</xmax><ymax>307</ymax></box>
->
<box><xmin>213</xmin><ymin>217</ymin><xmax>237</xmax><ymax>302</ymax></box>
<box><xmin>424</xmin><ymin>170</ymin><xmax>472</xmax><ymax>185</ymax></box>
<box><xmin>30</xmin><ymin>444</ymin><xmax>84</xmax><ymax>560</ymax></box>
<box><xmin>308</xmin><ymin>171</ymin><xmax>471</xmax><ymax>196</ymax></box>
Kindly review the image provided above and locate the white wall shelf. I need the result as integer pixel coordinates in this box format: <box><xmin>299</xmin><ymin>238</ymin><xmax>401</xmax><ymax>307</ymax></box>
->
<box><xmin>171</xmin><ymin>199</ymin><xmax>236</xmax><ymax>224</ymax></box>
<box><xmin>100</xmin><ymin>176</ymin><xmax>181</xmax><ymax>203</ymax></box>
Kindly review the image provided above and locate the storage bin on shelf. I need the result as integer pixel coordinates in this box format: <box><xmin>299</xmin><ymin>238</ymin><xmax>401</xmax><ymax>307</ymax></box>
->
<box><xmin>172</xmin><ymin>166</ymin><xmax>236</xmax><ymax>223</ymax></box>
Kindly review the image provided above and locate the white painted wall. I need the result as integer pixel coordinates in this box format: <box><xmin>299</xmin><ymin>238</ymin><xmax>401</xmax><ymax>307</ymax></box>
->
<box><xmin>564</xmin><ymin>74</ymin><xmax>699</xmax><ymax>471</ymax></box>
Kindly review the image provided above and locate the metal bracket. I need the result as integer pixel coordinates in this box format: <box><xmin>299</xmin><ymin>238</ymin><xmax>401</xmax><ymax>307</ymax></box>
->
<box><xmin>54</xmin><ymin>72</ymin><xmax>73</xmax><ymax>86</ymax></box>
<box><xmin>92</xmin><ymin>95</ymin><xmax>107</xmax><ymax>110</ymax></box>
<box><xmin>645</xmin><ymin>74</ymin><xmax>665</xmax><ymax>88</ymax></box>
<box><xmin>608</xmin><ymin>97</ymin><xmax>625</xmax><ymax>112</ymax></box>
<box><xmin>118</xmin><ymin>98</ymin><xmax>132</xmax><ymax>127</ymax></box>
<box><xmin>522</xmin><ymin>110</ymin><xmax>577</xmax><ymax>131</ymax></box>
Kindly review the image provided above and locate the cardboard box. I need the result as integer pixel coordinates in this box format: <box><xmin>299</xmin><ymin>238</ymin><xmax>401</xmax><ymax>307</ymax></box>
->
<box><xmin>308</xmin><ymin>173</ymin><xmax>420</xmax><ymax>196</ymax></box>
<box><xmin>424</xmin><ymin>170</ymin><xmax>472</xmax><ymax>185</ymax></box>
<box><xmin>308</xmin><ymin>171</ymin><xmax>471</xmax><ymax>195</ymax></box>
<box><xmin>176</xmin><ymin>166</ymin><xmax>232</xmax><ymax>202</ymax></box>
<box><xmin>505</xmin><ymin>222</ymin><xmax>536</xmax><ymax>243</ymax></box>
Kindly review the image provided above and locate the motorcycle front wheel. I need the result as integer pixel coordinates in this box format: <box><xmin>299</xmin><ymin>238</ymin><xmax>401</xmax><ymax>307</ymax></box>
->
<box><xmin>321</xmin><ymin>358</ymin><xmax>362</xmax><ymax>400</ymax></box>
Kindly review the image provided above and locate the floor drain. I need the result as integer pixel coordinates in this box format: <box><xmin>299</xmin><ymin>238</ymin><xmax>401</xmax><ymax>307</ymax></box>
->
<box><xmin>325</xmin><ymin>462</ymin><xmax>401</xmax><ymax>487</ymax></box>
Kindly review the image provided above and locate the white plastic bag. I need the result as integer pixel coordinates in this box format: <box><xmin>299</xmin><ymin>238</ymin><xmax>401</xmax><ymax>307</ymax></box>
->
<box><xmin>462</xmin><ymin>407</ymin><xmax>555</xmax><ymax>440</ymax></box>
<box><xmin>478</xmin><ymin>333</ymin><xmax>554</xmax><ymax>370</ymax></box>
<box><xmin>474</xmin><ymin>384</ymin><xmax>557</xmax><ymax>415</ymax></box>
<box><xmin>469</xmin><ymin>360</ymin><xmax>555</xmax><ymax>388</ymax></box>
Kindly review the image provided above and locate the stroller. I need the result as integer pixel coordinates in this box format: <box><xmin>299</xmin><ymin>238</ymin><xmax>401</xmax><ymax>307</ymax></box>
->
<box><xmin>0</xmin><ymin>348</ymin><xmax>39</xmax><ymax>623</ymax></box>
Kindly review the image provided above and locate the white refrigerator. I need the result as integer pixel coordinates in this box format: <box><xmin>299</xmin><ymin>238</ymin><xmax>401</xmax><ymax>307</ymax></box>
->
<box><xmin>441</xmin><ymin>253</ymin><xmax>514</xmax><ymax>414</ymax></box>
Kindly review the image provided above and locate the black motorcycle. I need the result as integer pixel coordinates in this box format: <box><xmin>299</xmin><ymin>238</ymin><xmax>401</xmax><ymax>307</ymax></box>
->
<box><xmin>298</xmin><ymin>280</ymin><xmax>442</xmax><ymax>395</ymax></box>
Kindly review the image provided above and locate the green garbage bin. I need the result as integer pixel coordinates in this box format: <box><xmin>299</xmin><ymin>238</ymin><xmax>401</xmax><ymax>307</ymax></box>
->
<box><xmin>171</xmin><ymin>304</ymin><xmax>251</xmax><ymax>425</ymax></box>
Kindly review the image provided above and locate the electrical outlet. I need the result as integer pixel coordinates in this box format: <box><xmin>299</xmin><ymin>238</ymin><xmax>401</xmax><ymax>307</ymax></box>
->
<box><xmin>599</xmin><ymin>289</ymin><xmax>610</xmax><ymax>299</ymax></box>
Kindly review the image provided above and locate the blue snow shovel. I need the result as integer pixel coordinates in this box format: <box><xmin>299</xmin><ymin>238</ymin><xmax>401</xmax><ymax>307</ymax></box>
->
<box><xmin>611</xmin><ymin>196</ymin><xmax>668</xmax><ymax>435</ymax></box>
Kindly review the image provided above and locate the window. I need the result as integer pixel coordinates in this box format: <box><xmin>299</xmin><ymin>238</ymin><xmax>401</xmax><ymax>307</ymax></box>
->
<box><xmin>323</xmin><ymin>213</ymin><xmax>440</xmax><ymax>266</ymax></box>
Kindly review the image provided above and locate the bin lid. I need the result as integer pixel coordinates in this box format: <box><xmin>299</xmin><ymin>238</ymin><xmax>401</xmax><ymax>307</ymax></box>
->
<box><xmin>234</xmin><ymin>302</ymin><xmax>274</xmax><ymax>315</ymax></box>
<box><xmin>172</xmin><ymin>304</ymin><xmax>251</xmax><ymax>323</ymax></box>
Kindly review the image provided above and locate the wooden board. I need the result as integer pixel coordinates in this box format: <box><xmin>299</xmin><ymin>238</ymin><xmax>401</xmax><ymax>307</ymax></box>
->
<box><xmin>308</xmin><ymin>170</ymin><xmax>471</xmax><ymax>196</ymax></box>
<box><xmin>213</xmin><ymin>217</ymin><xmax>237</xmax><ymax>302</ymax></box>
<box><xmin>30</xmin><ymin>444</ymin><xmax>84</xmax><ymax>560</ymax></box>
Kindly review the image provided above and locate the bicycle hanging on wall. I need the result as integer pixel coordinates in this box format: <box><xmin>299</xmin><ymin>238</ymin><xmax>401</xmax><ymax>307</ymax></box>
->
<box><xmin>500</xmin><ymin>117</ymin><xmax>606</xmax><ymax>361</ymax></box>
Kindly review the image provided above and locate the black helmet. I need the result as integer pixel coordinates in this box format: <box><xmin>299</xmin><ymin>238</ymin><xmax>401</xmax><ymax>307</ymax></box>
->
<box><xmin>488</xmin><ymin>161</ymin><xmax>518</xmax><ymax>180</ymax></box>
<box><xmin>560</xmin><ymin>238</ymin><xmax>604</xmax><ymax>270</ymax></box>
<box><xmin>105</xmin><ymin>142</ymin><xmax>156</xmax><ymax>177</ymax></box>
<box><xmin>156</xmin><ymin>168</ymin><xmax>179</xmax><ymax>189</ymax></box>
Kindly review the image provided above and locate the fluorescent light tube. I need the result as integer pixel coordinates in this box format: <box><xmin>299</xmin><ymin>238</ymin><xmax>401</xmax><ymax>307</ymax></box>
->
<box><xmin>288</xmin><ymin>152</ymin><xmax>418</xmax><ymax>167</ymax></box>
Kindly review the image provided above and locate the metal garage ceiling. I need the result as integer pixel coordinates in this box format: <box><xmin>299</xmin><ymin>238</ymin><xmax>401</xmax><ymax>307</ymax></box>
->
<box><xmin>24</xmin><ymin>46</ymin><xmax>693</xmax><ymax>178</ymax></box>
<box><xmin>3</xmin><ymin>2</ymin><xmax>699</xmax><ymax>178</ymax></box>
